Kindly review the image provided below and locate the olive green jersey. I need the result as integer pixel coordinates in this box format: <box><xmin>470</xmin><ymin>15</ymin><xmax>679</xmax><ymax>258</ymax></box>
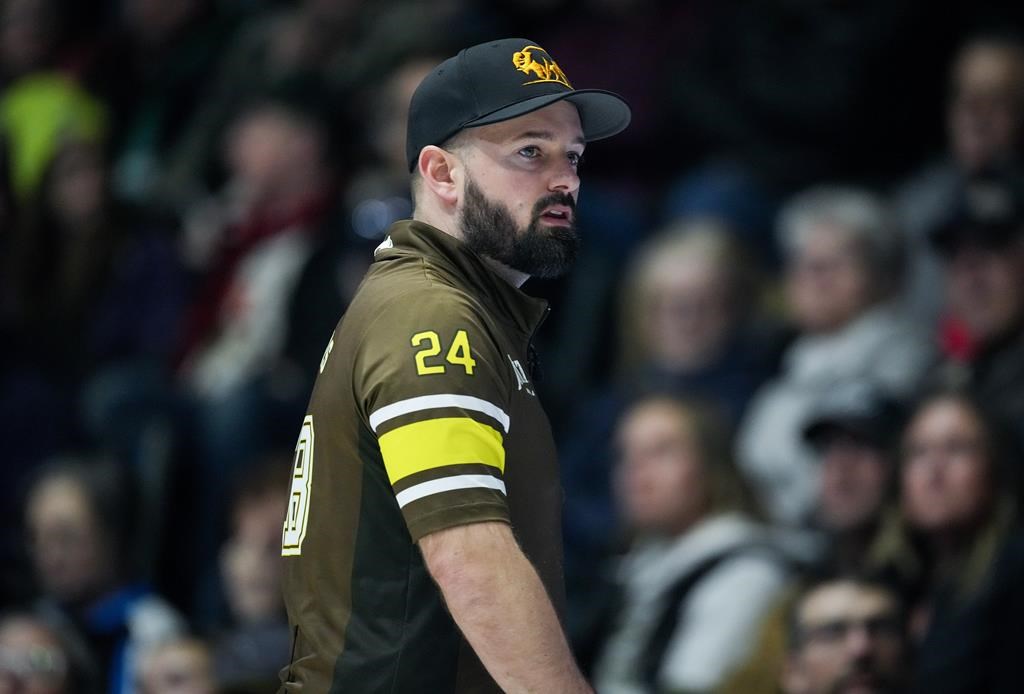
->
<box><xmin>279</xmin><ymin>220</ymin><xmax>565</xmax><ymax>693</ymax></box>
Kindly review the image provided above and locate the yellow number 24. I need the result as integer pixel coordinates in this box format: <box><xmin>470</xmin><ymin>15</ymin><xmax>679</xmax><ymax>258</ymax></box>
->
<box><xmin>411</xmin><ymin>329</ymin><xmax>477</xmax><ymax>376</ymax></box>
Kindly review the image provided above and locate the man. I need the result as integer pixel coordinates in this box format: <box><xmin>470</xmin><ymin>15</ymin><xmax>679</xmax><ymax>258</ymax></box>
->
<box><xmin>782</xmin><ymin>576</ymin><xmax>908</xmax><ymax>694</ymax></box>
<box><xmin>803</xmin><ymin>381</ymin><xmax>903</xmax><ymax>575</ymax></box>
<box><xmin>929</xmin><ymin>167</ymin><xmax>1024</xmax><ymax>447</ymax></box>
<box><xmin>278</xmin><ymin>38</ymin><xmax>630</xmax><ymax>692</ymax></box>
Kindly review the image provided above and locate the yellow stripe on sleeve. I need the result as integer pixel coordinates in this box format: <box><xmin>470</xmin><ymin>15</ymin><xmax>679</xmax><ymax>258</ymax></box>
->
<box><xmin>377</xmin><ymin>417</ymin><xmax>505</xmax><ymax>484</ymax></box>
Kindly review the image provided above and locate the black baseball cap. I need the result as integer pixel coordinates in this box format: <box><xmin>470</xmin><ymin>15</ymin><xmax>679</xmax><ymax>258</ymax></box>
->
<box><xmin>929</xmin><ymin>168</ymin><xmax>1024</xmax><ymax>255</ymax></box>
<box><xmin>406</xmin><ymin>38</ymin><xmax>631</xmax><ymax>172</ymax></box>
<box><xmin>803</xmin><ymin>382</ymin><xmax>904</xmax><ymax>451</ymax></box>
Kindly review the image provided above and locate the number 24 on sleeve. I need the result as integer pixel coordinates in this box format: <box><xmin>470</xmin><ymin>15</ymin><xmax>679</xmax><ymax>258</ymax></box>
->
<box><xmin>411</xmin><ymin>330</ymin><xmax>477</xmax><ymax>376</ymax></box>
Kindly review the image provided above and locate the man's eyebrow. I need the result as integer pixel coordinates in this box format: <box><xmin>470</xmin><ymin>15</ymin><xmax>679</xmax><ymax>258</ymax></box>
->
<box><xmin>512</xmin><ymin>130</ymin><xmax>586</xmax><ymax>146</ymax></box>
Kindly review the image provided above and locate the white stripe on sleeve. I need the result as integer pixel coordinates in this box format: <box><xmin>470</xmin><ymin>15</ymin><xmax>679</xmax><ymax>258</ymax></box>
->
<box><xmin>369</xmin><ymin>394</ymin><xmax>510</xmax><ymax>433</ymax></box>
<box><xmin>394</xmin><ymin>474</ymin><xmax>507</xmax><ymax>508</ymax></box>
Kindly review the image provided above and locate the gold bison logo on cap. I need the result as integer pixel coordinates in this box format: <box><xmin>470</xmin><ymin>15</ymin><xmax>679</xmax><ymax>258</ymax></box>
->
<box><xmin>512</xmin><ymin>45</ymin><xmax>572</xmax><ymax>88</ymax></box>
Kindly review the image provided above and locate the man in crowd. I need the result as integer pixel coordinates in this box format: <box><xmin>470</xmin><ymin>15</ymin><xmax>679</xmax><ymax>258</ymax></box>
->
<box><xmin>783</xmin><ymin>576</ymin><xmax>908</xmax><ymax>694</ymax></box>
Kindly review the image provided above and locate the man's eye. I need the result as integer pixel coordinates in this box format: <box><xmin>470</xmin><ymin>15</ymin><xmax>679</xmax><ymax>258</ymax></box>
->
<box><xmin>519</xmin><ymin>146</ymin><xmax>540</xmax><ymax>159</ymax></box>
<box><xmin>568</xmin><ymin>152</ymin><xmax>583</xmax><ymax>167</ymax></box>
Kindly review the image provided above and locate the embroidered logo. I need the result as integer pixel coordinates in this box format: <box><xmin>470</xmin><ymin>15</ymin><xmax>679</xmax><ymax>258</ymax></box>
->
<box><xmin>508</xmin><ymin>355</ymin><xmax>535</xmax><ymax>396</ymax></box>
<box><xmin>512</xmin><ymin>45</ymin><xmax>572</xmax><ymax>88</ymax></box>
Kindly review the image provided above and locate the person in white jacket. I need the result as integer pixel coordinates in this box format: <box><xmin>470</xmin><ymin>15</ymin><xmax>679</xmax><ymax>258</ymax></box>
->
<box><xmin>737</xmin><ymin>187</ymin><xmax>935</xmax><ymax>527</ymax></box>
<box><xmin>591</xmin><ymin>395</ymin><xmax>790</xmax><ymax>693</ymax></box>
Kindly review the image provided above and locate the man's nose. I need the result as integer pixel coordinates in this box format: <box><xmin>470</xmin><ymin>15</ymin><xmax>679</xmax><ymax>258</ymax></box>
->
<box><xmin>548</xmin><ymin>159</ymin><xmax>580</xmax><ymax>195</ymax></box>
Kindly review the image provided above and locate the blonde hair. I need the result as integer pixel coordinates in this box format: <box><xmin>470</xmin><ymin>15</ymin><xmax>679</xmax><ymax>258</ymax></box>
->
<box><xmin>616</xmin><ymin>218</ymin><xmax>756</xmax><ymax>378</ymax></box>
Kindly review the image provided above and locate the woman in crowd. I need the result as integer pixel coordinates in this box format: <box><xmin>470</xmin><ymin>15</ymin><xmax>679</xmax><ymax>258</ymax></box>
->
<box><xmin>895</xmin><ymin>389</ymin><xmax>1024</xmax><ymax>694</ymax></box>
<box><xmin>586</xmin><ymin>394</ymin><xmax>790</xmax><ymax>693</ymax></box>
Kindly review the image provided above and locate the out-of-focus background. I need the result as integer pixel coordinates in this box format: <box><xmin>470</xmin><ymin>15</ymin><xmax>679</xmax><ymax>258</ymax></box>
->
<box><xmin>3</xmin><ymin>1</ymin><xmax>1024</xmax><ymax>693</ymax></box>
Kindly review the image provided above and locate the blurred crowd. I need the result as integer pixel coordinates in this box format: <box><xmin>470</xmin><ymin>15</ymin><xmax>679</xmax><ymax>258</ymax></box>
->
<box><xmin>2</xmin><ymin>0</ymin><xmax>1024</xmax><ymax>693</ymax></box>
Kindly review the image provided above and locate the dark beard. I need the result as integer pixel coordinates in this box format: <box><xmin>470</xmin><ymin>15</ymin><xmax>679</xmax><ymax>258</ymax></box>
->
<box><xmin>458</xmin><ymin>177</ymin><xmax>579</xmax><ymax>279</ymax></box>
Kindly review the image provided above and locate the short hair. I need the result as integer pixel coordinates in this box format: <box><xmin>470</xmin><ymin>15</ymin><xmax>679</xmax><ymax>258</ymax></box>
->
<box><xmin>777</xmin><ymin>186</ymin><xmax>905</xmax><ymax>297</ymax></box>
<box><xmin>786</xmin><ymin>573</ymin><xmax>904</xmax><ymax>652</ymax></box>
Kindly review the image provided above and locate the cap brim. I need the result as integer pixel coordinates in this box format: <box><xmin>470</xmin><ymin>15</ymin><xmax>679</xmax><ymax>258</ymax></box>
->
<box><xmin>803</xmin><ymin>418</ymin><xmax>885</xmax><ymax>450</ymax></box>
<box><xmin>464</xmin><ymin>89</ymin><xmax>631</xmax><ymax>142</ymax></box>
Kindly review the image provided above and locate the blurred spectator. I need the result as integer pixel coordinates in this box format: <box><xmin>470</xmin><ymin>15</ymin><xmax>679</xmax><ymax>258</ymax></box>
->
<box><xmin>895</xmin><ymin>389</ymin><xmax>1024</xmax><ymax>693</ymax></box>
<box><xmin>0</xmin><ymin>0</ymin><xmax>64</xmax><ymax>85</ymax></box>
<box><xmin>895</xmin><ymin>31</ymin><xmax>1024</xmax><ymax>325</ymax></box>
<box><xmin>136</xmin><ymin>637</ymin><xmax>214</xmax><ymax>694</ymax></box>
<box><xmin>781</xmin><ymin>576</ymin><xmax>908</xmax><ymax>694</ymax></box>
<box><xmin>211</xmin><ymin>456</ymin><xmax>289</xmax><ymax>691</ymax></box>
<box><xmin>928</xmin><ymin>168</ymin><xmax>1024</xmax><ymax>447</ymax></box>
<box><xmin>3</xmin><ymin>136</ymin><xmax>186</xmax><ymax>388</ymax></box>
<box><xmin>280</xmin><ymin>53</ymin><xmax>439</xmax><ymax>379</ymax></box>
<box><xmin>177</xmin><ymin>91</ymin><xmax>336</xmax><ymax>463</ymax></box>
<box><xmin>0</xmin><ymin>611</ymin><xmax>97</xmax><ymax>694</ymax></box>
<box><xmin>174</xmin><ymin>90</ymin><xmax>336</xmax><ymax>618</ymax></box>
<box><xmin>0</xmin><ymin>73</ymin><xmax>104</xmax><ymax>202</ymax></box>
<box><xmin>343</xmin><ymin>53</ymin><xmax>436</xmax><ymax>243</ymax></box>
<box><xmin>158</xmin><ymin>0</ymin><xmax>469</xmax><ymax>209</ymax></box>
<box><xmin>584</xmin><ymin>395</ymin><xmax>789</xmax><ymax>693</ymax></box>
<box><xmin>737</xmin><ymin>187</ymin><xmax>934</xmax><ymax>526</ymax></box>
<box><xmin>803</xmin><ymin>382</ymin><xmax>906</xmax><ymax>576</ymax></box>
<box><xmin>559</xmin><ymin>220</ymin><xmax>783</xmax><ymax>614</ymax></box>
<box><xmin>24</xmin><ymin>459</ymin><xmax>185</xmax><ymax>694</ymax></box>
<box><xmin>0</xmin><ymin>132</ymin><xmax>186</xmax><ymax>597</ymax></box>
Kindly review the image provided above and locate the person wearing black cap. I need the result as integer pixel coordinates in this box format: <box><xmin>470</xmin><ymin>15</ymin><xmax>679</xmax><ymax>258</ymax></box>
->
<box><xmin>803</xmin><ymin>382</ymin><xmax>904</xmax><ymax>576</ymax></box>
<box><xmin>278</xmin><ymin>39</ymin><xmax>629</xmax><ymax>693</ymax></box>
<box><xmin>929</xmin><ymin>167</ymin><xmax>1024</xmax><ymax>447</ymax></box>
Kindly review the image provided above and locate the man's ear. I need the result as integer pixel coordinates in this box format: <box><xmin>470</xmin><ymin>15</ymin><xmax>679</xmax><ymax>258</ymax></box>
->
<box><xmin>417</xmin><ymin>146</ymin><xmax>460</xmax><ymax>208</ymax></box>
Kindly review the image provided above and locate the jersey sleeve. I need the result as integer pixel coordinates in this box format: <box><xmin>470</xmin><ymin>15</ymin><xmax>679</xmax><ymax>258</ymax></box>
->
<box><xmin>353</xmin><ymin>288</ymin><xmax>513</xmax><ymax>542</ymax></box>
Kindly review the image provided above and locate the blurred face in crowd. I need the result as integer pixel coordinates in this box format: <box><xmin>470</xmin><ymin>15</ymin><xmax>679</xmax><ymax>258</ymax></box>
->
<box><xmin>0</xmin><ymin>617</ymin><xmax>69</xmax><ymax>694</ymax></box>
<box><xmin>451</xmin><ymin>101</ymin><xmax>584</xmax><ymax>280</ymax></box>
<box><xmin>26</xmin><ymin>475</ymin><xmax>116</xmax><ymax>606</ymax></box>
<box><xmin>614</xmin><ymin>399</ymin><xmax>709</xmax><ymax>536</ymax></box>
<box><xmin>639</xmin><ymin>247</ymin><xmax>736</xmax><ymax>371</ymax></box>
<box><xmin>137</xmin><ymin>640</ymin><xmax>214</xmax><ymax>694</ymax></box>
<box><xmin>948</xmin><ymin>40</ymin><xmax>1024</xmax><ymax>172</ymax></box>
<box><xmin>944</xmin><ymin>237</ymin><xmax>1024</xmax><ymax>344</ymax></box>
<box><xmin>226</xmin><ymin>105</ymin><xmax>327</xmax><ymax>205</ymax></box>
<box><xmin>784</xmin><ymin>581</ymin><xmax>906</xmax><ymax>694</ymax></box>
<box><xmin>221</xmin><ymin>492</ymin><xmax>288</xmax><ymax>624</ymax></box>
<box><xmin>47</xmin><ymin>142</ymin><xmax>107</xmax><ymax>231</ymax></box>
<box><xmin>0</xmin><ymin>0</ymin><xmax>57</xmax><ymax>78</ymax></box>
<box><xmin>901</xmin><ymin>397</ymin><xmax>993</xmax><ymax>535</ymax></box>
<box><xmin>786</xmin><ymin>223</ymin><xmax>875</xmax><ymax>334</ymax></box>
<box><xmin>816</xmin><ymin>430</ymin><xmax>890</xmax><ymax>534</ymax></box>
